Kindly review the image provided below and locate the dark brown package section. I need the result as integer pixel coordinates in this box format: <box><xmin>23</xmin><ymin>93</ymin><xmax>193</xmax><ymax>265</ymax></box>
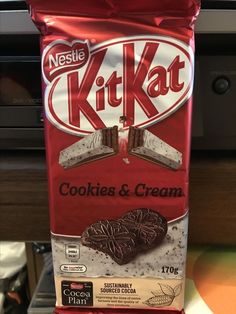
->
<box><xmin>1</xmin><ymin>150</ymin><xmax>236</xmax><ymax>244</ymax></box>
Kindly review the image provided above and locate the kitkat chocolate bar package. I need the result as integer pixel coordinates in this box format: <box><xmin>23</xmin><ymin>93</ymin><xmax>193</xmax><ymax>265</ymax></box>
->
<box><xmin>27</xmin><ymin>0</ymin><xmax>200</xmax><ymax>313</ymax></box>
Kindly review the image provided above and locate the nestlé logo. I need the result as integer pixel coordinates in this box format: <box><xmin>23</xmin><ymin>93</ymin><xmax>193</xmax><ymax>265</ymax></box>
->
<box><xmin>43</xmin><ymin>40</ymin><xmax>89</xmax><ymax>82</ymax></box>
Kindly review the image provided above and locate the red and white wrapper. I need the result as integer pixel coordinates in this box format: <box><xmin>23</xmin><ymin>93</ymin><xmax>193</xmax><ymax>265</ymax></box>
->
<box><xmin>27</xmin><ymin>1</ymin><xmax>200</xmax><ymax>313</ymax></box>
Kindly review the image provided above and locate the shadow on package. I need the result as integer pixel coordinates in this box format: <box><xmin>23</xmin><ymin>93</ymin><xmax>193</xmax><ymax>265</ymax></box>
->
<box><xmin>27</xmin><ymin>1</ymin><xmax>200</xmax><ymax>313</ymax></box>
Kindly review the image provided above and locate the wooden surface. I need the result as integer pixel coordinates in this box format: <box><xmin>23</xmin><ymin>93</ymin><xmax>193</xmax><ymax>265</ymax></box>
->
<box><xmin>0</xmin><ymin>151</ymin><xmax>49</xmax><ymax>241</ymax></box>
<box><xmin>0</xmin><ymin>150</ymin><xmax>236</xmax><ymax>245</ymax></box>
<box><xmin>189</xmin><ymin>151</ymin><xmax>236</xmax><ymax>245</ymax></box>
<box><xmin>25</xmin><ymin>243</ymin><xmax>44</xmax><ymax>298</ymax></box>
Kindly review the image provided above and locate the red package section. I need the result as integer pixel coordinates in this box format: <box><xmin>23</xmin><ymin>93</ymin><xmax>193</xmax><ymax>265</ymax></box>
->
<box><xmin>54</xmin><ymin>308</ymin><xmax>186</xmax><ymax>314</ymax></box>
<box><xmin>27</xmin><ymin>1</ymin><xmax>200</xmax><ymax>313</ymax></box>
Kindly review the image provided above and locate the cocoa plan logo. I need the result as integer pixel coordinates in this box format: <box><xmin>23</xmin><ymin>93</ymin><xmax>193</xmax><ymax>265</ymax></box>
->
<box><xmin>43</xmin><ymin>36</ymin><xmax>193</xmax><ymax>136</ymax></box>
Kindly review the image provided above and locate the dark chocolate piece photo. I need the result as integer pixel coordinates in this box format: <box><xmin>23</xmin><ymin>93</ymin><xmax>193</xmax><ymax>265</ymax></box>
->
<box><xmin>81</xmin><ymin>208</ymin><xmax>168</xmax><ymax>265</ymax></box>
<box><xmin>81</xmin><ymin>220</ymin><xmax>137</xmax><ymax>265</ymax></box>
<box><xmin>120</xmin><ymin>208</ymin><xmax>167</xmax><ymax>250</ymax></box>
<box><xmin>59</xmin><ymin>126</ymin><xmax>118</xmax><ymax>169</ymax></box>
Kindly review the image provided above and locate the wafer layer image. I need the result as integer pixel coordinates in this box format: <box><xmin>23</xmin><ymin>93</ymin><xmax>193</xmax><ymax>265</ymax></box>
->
<box><xmin>59</xmin><ymin>126</ymin><xmax>118</xmax><ymax>169</ymax></box>
<box><xmin>128</xmin><ymin>127</ymin><xmax>182</xmax><ymax>170</ymax></box>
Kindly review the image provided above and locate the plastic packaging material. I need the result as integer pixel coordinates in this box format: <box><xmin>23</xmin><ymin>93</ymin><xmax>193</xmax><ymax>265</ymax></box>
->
<box><xmin>27</xmin><ymin>1</ymin><xmax>200</xmax><ymax>313</ymax></box>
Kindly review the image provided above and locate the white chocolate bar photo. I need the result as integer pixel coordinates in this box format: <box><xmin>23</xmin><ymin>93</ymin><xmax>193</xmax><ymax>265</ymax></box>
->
<box><xmin>59</xmin><ymin>126</ymin><xmax>118</xmax><ymax>169</ymax></box>
<box><xmin>128</xmin><ymin>127</ymin><xmax>182</xmax><ymax>170</ymax></box>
